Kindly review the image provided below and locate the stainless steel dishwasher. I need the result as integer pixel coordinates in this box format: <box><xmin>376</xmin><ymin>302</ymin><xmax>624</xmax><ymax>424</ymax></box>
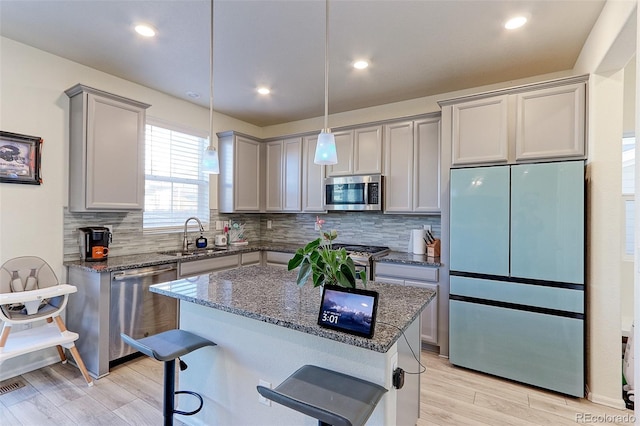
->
<box><xmin>109</xmin><ymin>264</ymin><xmax>178</xmax><ymax>361</ymax></box>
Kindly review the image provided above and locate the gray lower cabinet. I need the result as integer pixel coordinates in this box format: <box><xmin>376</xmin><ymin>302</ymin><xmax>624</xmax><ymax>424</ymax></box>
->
<box><xmin>65</xmin><ymin>84</ymin><xmax>150</xmax><ymax>212</ymax></box>
<box><xmin>179</xmin><ymin>254</ymin><xmax>240</xmax><ymax>277</ymax></box>
<box><xmin>178</xmin><ymin>251</ymin><xmax>262</xmax><ymax>277</ymax></box>
<box><xmin>264</xmin><ymin>251</ymin><xmax>292</xmax><ymax>267</ymax></box>
<box><xmin>375</xmin><ymin>262</ymin><xmax>439</xmax><ymax>344</ymax></box>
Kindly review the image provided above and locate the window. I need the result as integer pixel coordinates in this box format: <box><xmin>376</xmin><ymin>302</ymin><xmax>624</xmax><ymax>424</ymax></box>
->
<box><xmin>622</xmin><ymin>135</ymin><xmax>635</xmax><ymax>259</ymax></box>
<box><xmin>144</xmin><ymin>119</ymin><xmax>209</xmax><ymax>232</ymax></box>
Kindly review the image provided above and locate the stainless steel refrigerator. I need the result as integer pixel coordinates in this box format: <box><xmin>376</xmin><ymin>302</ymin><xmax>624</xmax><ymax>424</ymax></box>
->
<box><xmin>449</xmin><ymin>160</ymin><xmax>584</xmax><ymax>396</ymax></box>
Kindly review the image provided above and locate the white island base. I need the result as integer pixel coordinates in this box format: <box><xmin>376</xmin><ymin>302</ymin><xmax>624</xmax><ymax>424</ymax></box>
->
<box><xmin>176</xmin><ymin>300</ymin><xmax>421</xmax><ymax>426</ymax></box>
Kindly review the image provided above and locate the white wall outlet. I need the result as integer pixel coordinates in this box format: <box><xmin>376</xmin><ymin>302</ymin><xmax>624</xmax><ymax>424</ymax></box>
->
<box><xmin>266</xmin><ymin>220</ymin><xmax>272</xmax><ymax>230</ymax></box>
<box><xmin>423</xmin><ymin>224</ymin><xmax>431</xmax><ymax>232</ymax></box>
<box><xmin>258</xmin><ymin>379</ymin><xmax>271</xmax><ymax>406</ymax></box>
<box><xmin>215</xmin><ymin>221</ymin><xmax>223</xmax><ymax>231</ymax></box>
<box><xmin>314</xmin><ymin>222</ymin><xmax>321</xmax><ymax>231</ymax></box>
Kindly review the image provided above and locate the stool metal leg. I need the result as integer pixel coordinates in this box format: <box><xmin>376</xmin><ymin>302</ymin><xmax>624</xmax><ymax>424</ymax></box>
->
<box><xmin>164</xmin><ymin>360</ymin><xmax>176</xmax><ymax>426</ymax></box>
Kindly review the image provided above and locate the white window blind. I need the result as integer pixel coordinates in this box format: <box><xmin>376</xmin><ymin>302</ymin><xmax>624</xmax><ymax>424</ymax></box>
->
<box><xmin>144</xmin><ymin>120</ymin><xmax>209</xmax><ymax>232</ymax></box>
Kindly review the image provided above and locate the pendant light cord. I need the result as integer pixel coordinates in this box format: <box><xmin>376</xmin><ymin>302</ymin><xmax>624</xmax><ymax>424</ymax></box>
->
<box><xmin>323</xmin><ymin>0</ymin><xmax>329</xmax><ymax>133</ymax></box>
<box><xmin>209</xmin><ymin>0</ymin><xmax>214</xmax><ymax>144</ymax></box>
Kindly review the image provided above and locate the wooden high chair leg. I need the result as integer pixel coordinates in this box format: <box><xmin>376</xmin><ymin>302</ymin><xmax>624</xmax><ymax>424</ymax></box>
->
<box><xmin>53</xmin><ymin>316</ymin><xmax>94</xmax><ymax>386</ymax></box>
<box><xmin>46</xmin><ymin>318</ymin><xmax>68</xmax><ymax>362</ymax></box>
<box><xmin>0</xmin><ymin>325</ymin><xmax>11</xmax><ymax>349</ymax></box>
<box><xmin>68</xmin><ymin>346</ymin><xmax>93</xmax><ymax>386</ymax></box>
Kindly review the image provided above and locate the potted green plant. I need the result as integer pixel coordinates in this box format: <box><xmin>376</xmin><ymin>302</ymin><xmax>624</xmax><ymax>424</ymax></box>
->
<box><xmin>287</xmin><ymin>217</ymin><xmax>367</xmax><ymax>288</ymax></box>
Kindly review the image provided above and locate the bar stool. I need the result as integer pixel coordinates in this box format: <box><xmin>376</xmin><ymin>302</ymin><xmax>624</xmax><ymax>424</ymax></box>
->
<box><xmin>121</xmin><ymin>329</ymin><xmax>217</xmax><ymax>426</ymax></box>
<box><xmin>257</xmin><ymin>365</ymin><xmax>387</xmax><ymax>426</ymax></box>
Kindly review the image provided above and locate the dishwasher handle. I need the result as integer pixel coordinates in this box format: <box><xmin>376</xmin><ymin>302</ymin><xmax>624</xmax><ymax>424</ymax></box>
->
<box><xmin>112</xmin><ymin>266</ymin><xmax>177</xmax><ymax>281</ymax></box>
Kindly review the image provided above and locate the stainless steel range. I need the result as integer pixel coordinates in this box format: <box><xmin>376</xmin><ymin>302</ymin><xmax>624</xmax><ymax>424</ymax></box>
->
<box><xmin>332</xmin><ymin>243</ymin><xmax>390</xmax><ymax>280</ymax></box>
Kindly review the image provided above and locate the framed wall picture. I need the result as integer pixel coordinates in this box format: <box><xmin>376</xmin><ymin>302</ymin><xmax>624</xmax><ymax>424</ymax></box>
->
<box><xmin>0</xmin><ymin>131</ymin><xmax>43</xmax><ymax>185</ymax></box>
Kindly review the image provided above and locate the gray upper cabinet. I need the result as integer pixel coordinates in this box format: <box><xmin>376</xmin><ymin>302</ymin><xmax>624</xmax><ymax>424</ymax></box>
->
<box><xmin>218</xmin><ymin>131</ymin><xmax>262</xmax><ymax>213</ymax></box>
<box><xmin>327</xmin><ymin>125</ymin><xmax>382</xmax><ymax>177</ymax></box>
<box><xmin>384</xmin><ymin>115</ymin><xmax>440</xmax><ymax>214</ymax></box>
<box><xmin>266</xmin><ymin>137</ymin><xmax>302</xmax><ymax>212</ymax></box>
<box><xmin>326</xmin><ymin>130</ymin><xmax>354</xmax><ymax>176</ymax></box>
<box><xmin>451</xmin><ymin>95</ymin><xmax>509</xmax><ymax>166</ymax></box>
<box><xmin>353</xmin><ymin>125</ymin><xmax>383</xmax><ymax>175</ymax></box>
<box><xmin>443</xmin><ymin>75</ymin><xmax>587</xmax><ymax>167</ymax></box>
<box><xmin>302</xmin><ymin>135</ymin><xmax>326</xmax><ymax>212</ymax></box>
<box><xmin>414</xmin><ymin>117</ymin><xmax>441</xmax><ymax>212</ymax></box>
<box><xmin>66</xmin><ymin>84</ymin><xmax>150</xmax><ymax>212</ymax></box>
<box><xmin>514</xmin><ymin>83</ymin><xmax>585</xmax><ymax>161</ymax></box>
<box><xmin>265</xmin><ymin>140</ymin><xmax>284</xmax><ymax>211</ymax></box>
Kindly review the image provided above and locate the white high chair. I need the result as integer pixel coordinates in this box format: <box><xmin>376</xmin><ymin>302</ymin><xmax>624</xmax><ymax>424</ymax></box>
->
<box><xmin>0</xmin><ymin>256</ymin><xmax>93</xmax><ymax>385</ymax></box>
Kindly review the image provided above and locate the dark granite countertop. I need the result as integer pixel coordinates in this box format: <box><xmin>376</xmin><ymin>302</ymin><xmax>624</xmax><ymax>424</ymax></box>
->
<box><xmin>64</xmin><ymin>243</ymin><xmax>441</xmax><ymax>273</ymax></box>
<box><xmin>376</xmin><ymin>251</ymin><xmax>441</xmax><ymax>267</ymax></box>
<box><xmin>150</xmin><ymin>265</ymin><xmax>435</xmax><ymax>353</ymax></box>
<box><xmin>64</xmin><ymin>243</ymin><xmax>300</xmax><ymax>273</ymax></box>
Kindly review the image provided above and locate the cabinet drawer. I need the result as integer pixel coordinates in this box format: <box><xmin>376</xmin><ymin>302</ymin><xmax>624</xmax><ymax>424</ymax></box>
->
<box><xmin>449</xmin><ymin>299</ymin><xmax>583</xmax><ymax>396</ymax></box>
<box><xmin>179</xmin><ymin>255</ymin><xmax>239</xmax><ymax>277</ymax></box>
<box><xmin>374</xmin><ymin>262</ymin><xmax>438</xmax><ymax>282</ymax></box>
<box><xmin>241</xmin><ymin>251</ymin><xmax>261</xmax><ymax>265</ymax></box>
<box><xmin>265</xmin><ymin>251</ymin><xmax>292</xmax><ymax>266</ymax></box>
<box><xmin>450</xmin><ymin>276</ymin><xmax>583</xmax><ymax>314</ymax></box>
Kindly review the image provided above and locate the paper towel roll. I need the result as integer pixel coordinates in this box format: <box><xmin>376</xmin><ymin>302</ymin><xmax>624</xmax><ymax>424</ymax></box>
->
<box><xmin>411</xmin><ymin>229</ymin><xmax>426</xmax><ymax>254</ymax></box>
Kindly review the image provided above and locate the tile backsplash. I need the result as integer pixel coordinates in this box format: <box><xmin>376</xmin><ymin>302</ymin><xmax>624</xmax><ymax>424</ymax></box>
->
<box><xmin>63</xmin><ymin>208</ymin><xmax>440</xmax><ymax>260</ymax></box>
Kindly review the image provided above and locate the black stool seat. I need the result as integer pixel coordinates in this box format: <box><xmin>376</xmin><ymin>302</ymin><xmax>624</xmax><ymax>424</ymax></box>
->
<box><xmin>121</xmin><ymin>329</ymin><xmax>216</xmax><ymax>361</ymax></box>
<box><xmin>121</xmin><ymin>330</ymin><xmax>216</xmax><ymax>426</ymax></box>
<box><xmin>257</xmin><ymin>365</ymin><xmax>387</xmax><ymax>426</ymax></box>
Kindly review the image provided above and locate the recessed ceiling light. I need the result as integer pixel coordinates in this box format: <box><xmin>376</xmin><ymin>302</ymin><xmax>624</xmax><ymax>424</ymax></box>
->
<box><xmin>135</xmin><ymin>24</ymin><xmax>157</xmax><ymax>37</ymax></box>
<box><xmin>353</xmin><ymin>60</ymin><xmax>369</xmax><ymax>70</ymax></box>
<box><xmin>257</xmin><ymin>87</ymin><xmax>271</xmax><ymax>95</ymax></box>
<box><xmin>504</xmin><ymin>16</ymin><xmax>527</xmax><ymax>30</ymax></box>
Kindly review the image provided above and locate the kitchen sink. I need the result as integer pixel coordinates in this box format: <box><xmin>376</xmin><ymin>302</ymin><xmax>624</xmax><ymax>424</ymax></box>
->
<box><xmin>159</xmin><ymin>248</ymin><xmax>228</xmax><ymax>257</ymax></box>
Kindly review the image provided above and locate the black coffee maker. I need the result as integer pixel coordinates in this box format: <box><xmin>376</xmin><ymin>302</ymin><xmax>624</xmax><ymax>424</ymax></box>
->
<box><xmin>79</xmin><ymin>227</ymin><xmax>112</xmax><ymax>261</ymax></box>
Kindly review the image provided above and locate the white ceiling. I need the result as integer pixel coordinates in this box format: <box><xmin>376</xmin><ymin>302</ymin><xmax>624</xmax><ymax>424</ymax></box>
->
<box><xmin>0</xmin><ymin>0</ymin><xmax>606</xmax><ymax>127</ymax></box>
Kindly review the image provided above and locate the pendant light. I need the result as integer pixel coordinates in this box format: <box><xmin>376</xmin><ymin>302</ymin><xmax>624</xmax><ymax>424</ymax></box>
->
<box><xmin>314</xmin><ymin>0</ymin><xmax>338</xmax><ymax>165</ymax></box>
<box><xmin>203</xmin><ymin>0</ymin><xmax>220</xmax><ymax>174</ymax></box>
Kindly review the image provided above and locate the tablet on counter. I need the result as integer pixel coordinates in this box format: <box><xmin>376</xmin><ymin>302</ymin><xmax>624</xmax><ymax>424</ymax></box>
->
<box><xmin>317</xmin><ymin>285</ymin><xmax>379</xmax><ymax>339</ymax></box>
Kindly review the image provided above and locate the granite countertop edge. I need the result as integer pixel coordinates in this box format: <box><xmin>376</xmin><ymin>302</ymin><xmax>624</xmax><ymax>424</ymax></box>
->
<box><xmin>150</xmin><ymin>266</ymin><xmax>436</xmax><ymax>353</ymax></box>
<box><xmin>64</xmin><ymin>243</ymin><xmax>441</xmax><ymax>273</ymax></box>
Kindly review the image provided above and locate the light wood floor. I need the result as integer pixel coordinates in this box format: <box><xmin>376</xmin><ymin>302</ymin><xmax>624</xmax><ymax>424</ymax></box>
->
<box><xmin>0</xmin><ymin>350</ymin><xmax>634</xmax><ymax>425</ymax></box>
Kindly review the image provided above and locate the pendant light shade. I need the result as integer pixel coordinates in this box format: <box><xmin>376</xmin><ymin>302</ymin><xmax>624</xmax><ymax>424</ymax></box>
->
<box><xmin>315</xmin><ymin>131</ymin><xmax>337</xmax><ymax>165</ymax></box>
<box><xmin>314</xmin><ymin>0</ymin><xmax>338</xmax><ymax>166</ymax></box>
<box><xmin>203</xmin><ymin>0</ymin><xmax>220</xmax><ymax>174</ymax></box>
<box><xmin>203</xmin><ymin>143</ymin><xmax>220</xmax><ymax>174</ymax></box>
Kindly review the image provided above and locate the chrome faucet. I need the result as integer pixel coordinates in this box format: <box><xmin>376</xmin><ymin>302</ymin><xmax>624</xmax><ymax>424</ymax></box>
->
<box><xmin>183</xmin><ymin>217</ymin><xmax>204</xmax><ymax>251</ymax></box>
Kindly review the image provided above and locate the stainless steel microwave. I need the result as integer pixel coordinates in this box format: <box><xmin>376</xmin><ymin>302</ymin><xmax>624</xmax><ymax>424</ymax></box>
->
<box><xmin>324</xmin><ymin>174</ymin><xmax>383</xmax><ymax>211</ymax></box>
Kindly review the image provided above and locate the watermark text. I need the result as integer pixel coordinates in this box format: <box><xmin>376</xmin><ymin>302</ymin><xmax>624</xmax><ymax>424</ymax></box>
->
<box><xmin>575</xmin><ymin>413</ymin><xmax>636</xmax><ymax>424</ymax></box>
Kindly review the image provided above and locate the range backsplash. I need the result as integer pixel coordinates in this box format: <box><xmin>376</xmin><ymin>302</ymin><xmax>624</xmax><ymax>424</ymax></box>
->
<box><xmin>63</xmin><ymin>209</ymin><xmax>440</xmax><ymax>261</ymax></box>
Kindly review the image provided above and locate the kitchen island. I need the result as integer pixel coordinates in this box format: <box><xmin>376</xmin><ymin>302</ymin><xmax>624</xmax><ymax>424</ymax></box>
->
<box><xmin>151</xmin><ymin>265</ymin><xmax>435</xmax><ymax>426</ymax></box>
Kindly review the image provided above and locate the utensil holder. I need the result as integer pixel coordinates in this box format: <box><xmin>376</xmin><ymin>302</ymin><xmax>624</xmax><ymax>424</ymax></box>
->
<box><xmin>427</xmin><ymin>239</ymin><xmax>441</xmax><ymax>257</ymax></box>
